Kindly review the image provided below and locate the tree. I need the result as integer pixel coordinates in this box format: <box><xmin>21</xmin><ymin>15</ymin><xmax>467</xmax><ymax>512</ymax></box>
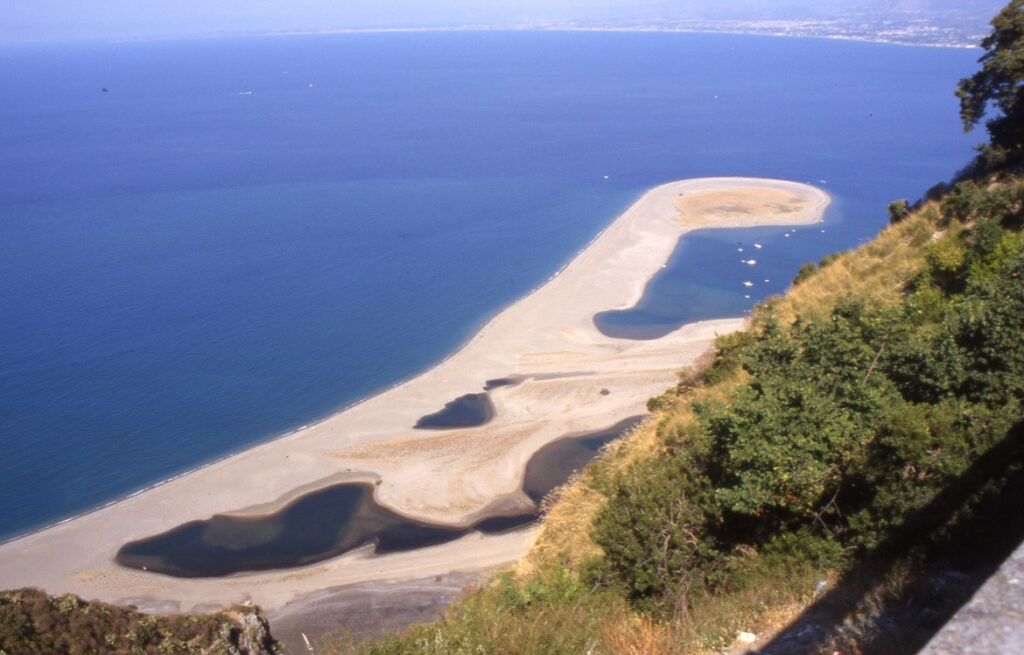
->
<box><xmin>956</xmin><ymin>0</ymin><xmax>1024</xmax><ymax>167</ymax></box>
<box><xmin>888</xmin><ymin>198</ymin><xmax>910</xmax><ymax>223</ymax></box>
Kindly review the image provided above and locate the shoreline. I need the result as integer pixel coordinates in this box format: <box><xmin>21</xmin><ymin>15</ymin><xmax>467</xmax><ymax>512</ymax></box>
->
<box><xmin>0</xmin><ymin>180</ymin><xmax>640</xmax><ymax>548</ymax></box>
<box><xmin>3</xmin><ymin>179</ymin><xmax>647</xmax><ymax>546</ymax></box>
<box><xmin>118</xmin><ymin>26</ymin><xmax>979</xmax><ymax>50</ymax></box>
<box><xmin>0</xmin><ymin>177</ymin><xmax>828</xmax><ymax>614</ymax></box>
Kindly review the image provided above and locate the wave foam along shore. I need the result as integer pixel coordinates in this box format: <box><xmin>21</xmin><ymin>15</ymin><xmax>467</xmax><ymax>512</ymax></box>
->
<box><xmin>0</xmin><ymin>177</ymin><xmax>828</xmax><ymax>614</ymax></box>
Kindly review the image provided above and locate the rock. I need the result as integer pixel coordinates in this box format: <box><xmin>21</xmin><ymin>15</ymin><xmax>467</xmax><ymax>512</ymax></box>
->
<box><xmin>222</xmin><ymin>603</ymin><xmax>278</xmax><ymax>655</ymax></box>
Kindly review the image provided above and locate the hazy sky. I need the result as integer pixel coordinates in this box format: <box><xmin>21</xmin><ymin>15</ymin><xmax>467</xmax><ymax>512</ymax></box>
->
<box><xmin>4</xmin><ymin>1</ymin><xmax>619</xmax><ymax>42</ymax></box>
<box><xmin>0</xmin><ymin>0</ymin><xmax>1006</xmax><ymax>43</ymax></box>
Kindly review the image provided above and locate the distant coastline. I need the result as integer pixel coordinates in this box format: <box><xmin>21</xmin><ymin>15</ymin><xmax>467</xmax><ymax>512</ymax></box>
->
<box><xmin>108</xmin><ymin>22</ymin><xmax>984</xmax><ymax>49</ymax></box>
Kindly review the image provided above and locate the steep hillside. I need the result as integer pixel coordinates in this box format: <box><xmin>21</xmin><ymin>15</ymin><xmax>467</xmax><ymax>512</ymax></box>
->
<box><xmin>329</xmin><ymin>168</ymin><xmax>1023</xmax><ymax>655</ymax></box>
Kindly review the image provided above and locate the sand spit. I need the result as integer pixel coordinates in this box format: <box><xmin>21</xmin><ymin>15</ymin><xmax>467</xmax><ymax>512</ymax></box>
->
<box><xmin>0</xmin><ymin>177</ymin><xmax>828</xmax><ymax>614</ymax></box>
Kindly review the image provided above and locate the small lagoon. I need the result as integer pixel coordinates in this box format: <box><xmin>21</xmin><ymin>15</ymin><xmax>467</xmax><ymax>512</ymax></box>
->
<box><xmin>115</xmin><ymin>418</ymin><xmax>641</xmax><ymax>577</ymax></box>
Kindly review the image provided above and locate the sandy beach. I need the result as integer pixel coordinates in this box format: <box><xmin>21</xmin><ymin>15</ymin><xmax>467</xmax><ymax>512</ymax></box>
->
<box><xmin>0</xmin><ymin>177</ymin><xmax>828</xmax><ymax>618</ymax></box>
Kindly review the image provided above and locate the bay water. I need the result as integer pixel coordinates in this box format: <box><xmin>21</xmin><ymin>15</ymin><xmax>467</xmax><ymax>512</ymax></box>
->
<box><xmin>0</xmin><ymin>31</ymin><xmax>979</xmax><ymax>540</ymax></box>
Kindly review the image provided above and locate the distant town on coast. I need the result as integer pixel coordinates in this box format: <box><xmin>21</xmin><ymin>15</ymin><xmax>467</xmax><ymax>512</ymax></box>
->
<box><xmin>125</xmin><ymin>5</ymin><xmax>1001</xmax><ymax>48</ymax></box>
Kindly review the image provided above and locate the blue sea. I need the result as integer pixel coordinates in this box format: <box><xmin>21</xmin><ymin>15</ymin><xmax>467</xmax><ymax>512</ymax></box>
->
<box><xmin>0</xmin><ymin>31</ymin><xmax>979</xmax><ymax>541</ymax></box>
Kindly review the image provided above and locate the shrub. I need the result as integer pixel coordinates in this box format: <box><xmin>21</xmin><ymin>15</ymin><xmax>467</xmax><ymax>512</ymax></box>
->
<box><xmin>888</xmin><ymin>199</ymin><xmax>910</xmax><ymax>223</ymax></box>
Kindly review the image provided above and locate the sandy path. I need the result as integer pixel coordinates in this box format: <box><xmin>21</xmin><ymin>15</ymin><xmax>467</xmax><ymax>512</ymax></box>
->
<box><xmin>0</xmin><ymin>177</ymin><xmax>828</xmax><ymax>614</ymax></box>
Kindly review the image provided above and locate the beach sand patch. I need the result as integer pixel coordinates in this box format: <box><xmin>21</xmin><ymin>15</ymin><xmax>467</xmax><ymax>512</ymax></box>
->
<box><xmin>674</xmin><ymin>187</ymin><xmax>817</xmax><ymax>226</ymax></box>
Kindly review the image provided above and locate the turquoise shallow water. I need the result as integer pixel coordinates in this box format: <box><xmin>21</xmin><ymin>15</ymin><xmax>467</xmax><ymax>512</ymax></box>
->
<box><xmin>0</xmin><ymin>31</ymin><xmax>979</xmax><ymax>540</ymax></box>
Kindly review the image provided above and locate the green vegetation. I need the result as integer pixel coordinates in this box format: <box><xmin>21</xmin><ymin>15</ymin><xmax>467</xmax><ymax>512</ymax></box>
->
<box><xmin>790</xmin><ymin>251</ymin><xmax>842</xmax><ymax>286</ymax></box>
<box><xmin>957</xmin><ymin>0</ymin><xmax>1024</xmax><ymax>170</ymax></box>
<box><xmin>0</xmin><ymin>589</ymin><xmax>279</xmax><ymax>655</ymax></box>
<box><xmin>887</xmin><ymin>198</ymin><xmax>910</xmax><ymax>223</ymax></box>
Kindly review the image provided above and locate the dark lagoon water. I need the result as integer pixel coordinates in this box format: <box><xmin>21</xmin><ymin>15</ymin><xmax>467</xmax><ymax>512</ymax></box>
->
<box><xmin>115</xmin><ymin>417</ymin><xmax>640</xmax><ymax>577</ymax></box>
<box><xmin>0</xmin><ymin>31</ymin><xmax>979</xmax><ymax>541</ymax></box>
<box><xmin>522</xmin><ymin>416</ymin><xmax>646</xmax><ymax>504</ymax></box>
<box><xmin>414</xmin><ymin>392</ymin><xmax>494</xmax><ymax>429</ymax></box>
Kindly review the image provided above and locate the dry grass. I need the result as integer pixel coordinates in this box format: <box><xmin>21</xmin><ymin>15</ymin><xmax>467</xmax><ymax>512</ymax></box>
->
<box><xmin>770</xmin><ymin>203</ymin><xmax>951</xmax><ymax>326</ymax></box>
<box><xmin>600</xmin><ymin>613</ymin><xmax>681</xmax><ymax>655</ymax></box>
<box><xmin>584</xmin><ymin>556</ymin><xmax>827</xmax><ymax>655</ymax></box>
<box><xmin>517</xmin><ymin>474</ymin><xmax>607</xmax><ymax>575</ymax></box>
<box><xmin>675</xmin><ymin>563</ymin><xmax>830</xmax><ymax>654</ymax></box>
